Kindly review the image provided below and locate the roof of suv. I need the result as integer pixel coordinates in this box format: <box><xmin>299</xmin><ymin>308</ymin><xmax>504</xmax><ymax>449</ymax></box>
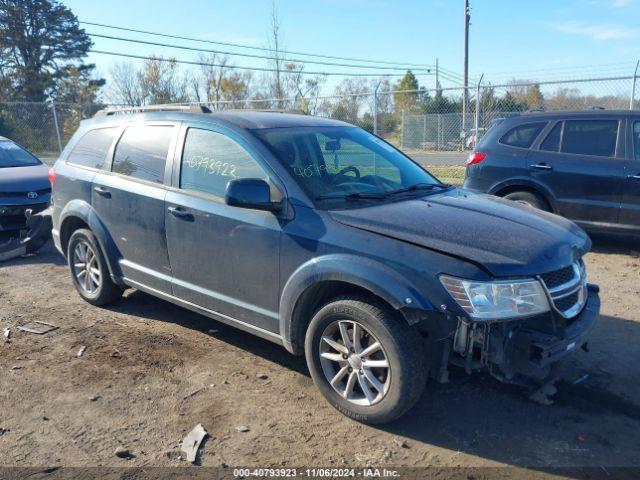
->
<box><xmin>502</xmin><ymin>109</ymin><xmax>638</xmax><ymax>122</ymax></box>
<box><xmin>85</xmin><ymin>110</ymin><xmax>351</xmax><ymax>130</ymax></box>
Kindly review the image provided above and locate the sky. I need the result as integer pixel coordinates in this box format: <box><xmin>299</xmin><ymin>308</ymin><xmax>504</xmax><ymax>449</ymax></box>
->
<box><xmin>61</xmin><ymin>0</ymin><xmax>640</xmax><ymax>94</ymax></box>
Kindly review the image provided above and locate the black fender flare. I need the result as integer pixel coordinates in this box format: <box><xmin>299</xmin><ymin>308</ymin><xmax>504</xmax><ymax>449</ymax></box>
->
<box><xmin>58</xmin><ymin>200</ymin><xmax>123</xmax><ymax>281</ymax></box>
<box><xmin>279</xmin><ymin>254</ymin><xmax>435</xmax><ymax>353</ymax></box>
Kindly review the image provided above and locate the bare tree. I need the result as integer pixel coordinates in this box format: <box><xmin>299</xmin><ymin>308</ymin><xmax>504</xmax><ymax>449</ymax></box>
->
<box><xmin>137</xmin><ymin>56</ymin><xmax>189</xmax><ymax>104</ymax></box>
<box><xmin>106</xmin><ymin>62</ymin><xmax>143</xmax><ymax>106</ymax></box>
<box><xmin>194</xmin><ymin>53</ymin><xmax>230</xmax><ymax>108</ymax></box>
<box><xmin>268</xmin><ymin>1</ymin><xmax>286</xmax><ymax>105</ymax></box>
<box><xmin>106</xmin><ymin>57</ymin><xmax>189</xmax><ymax>106</ymax></box>
<box><xmin>221</xmin><ymin>70</ymin><xmax>253</xmax><ymax>108</ymax></box>
<box><xmin>284</xmin><ymin>62</ymin><xmax>325</xmax><ymax>114</ymax></box>
<box><xmin>330</xmin><ymin>78</ymin><xmax>370</xmax><ymax>124</ymax></box>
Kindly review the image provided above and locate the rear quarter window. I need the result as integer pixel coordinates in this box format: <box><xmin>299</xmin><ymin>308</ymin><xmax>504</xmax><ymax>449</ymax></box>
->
<box><xmin>499</xmin><ymin>122</ymin><xmax>546</xmax><ymax>149</ymax></box>
<box><xmin>112</xmin><ymin>125</ymin><xmax>174</xmax><ymax>183</ymax></box>
<box><xmin>66</xmin><ymin>127</ymin><xmax>120</xmax><ymax>169</ymax></box>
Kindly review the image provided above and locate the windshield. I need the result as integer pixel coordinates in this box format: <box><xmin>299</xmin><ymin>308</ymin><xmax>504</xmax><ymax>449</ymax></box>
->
<box><xmin>0</xmin><ymin>141</ymin><xmax>41</xmax><ymax>168</ymax></box>
<box><xmin>255</xmin><ymin>126</ymin><xmax>445</xmax><ymax>205</ymax></box>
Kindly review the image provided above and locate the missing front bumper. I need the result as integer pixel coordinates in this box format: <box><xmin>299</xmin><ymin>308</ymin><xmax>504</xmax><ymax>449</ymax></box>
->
<box><xmin>450</xmin><ymin>284</ymin><xmax>600</xmax><ymax>386</ymax></box>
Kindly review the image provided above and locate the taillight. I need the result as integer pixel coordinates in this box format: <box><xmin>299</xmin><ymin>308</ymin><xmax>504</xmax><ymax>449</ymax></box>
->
<box><xmin>48</xmin><ymin>167</ymin><xmax>56</xmax><ymax>187</ymax></box>
<box><xmin>466</xmin><ymin>152</ymin><xmax>486</xmax><ymax>166</ymax></box>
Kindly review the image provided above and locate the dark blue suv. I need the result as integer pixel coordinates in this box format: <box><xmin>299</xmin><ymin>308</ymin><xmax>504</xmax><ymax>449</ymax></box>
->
<box><xmin>464</xmin><ymin>110</ymin><xmax>640</xmax><ymax>235</ymax></box>
<box><xmin>51</xmin><ymin>107</ymin><xmax>600</xmax><ymax>423</ymax></box>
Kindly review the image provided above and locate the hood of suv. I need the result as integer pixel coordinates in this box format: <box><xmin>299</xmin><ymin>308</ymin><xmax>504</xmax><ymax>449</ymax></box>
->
<box><xmin>329</xmin><ymin>189</ymin><xmax>590</xmax><ymax>277</ymax></box>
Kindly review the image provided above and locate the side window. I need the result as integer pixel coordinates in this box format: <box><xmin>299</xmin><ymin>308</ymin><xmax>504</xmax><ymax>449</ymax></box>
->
<box><xmin>633</xmin><ymin>122</ymin><xmax>640</xmax><ymax>160</ymax></box>
<box><xmin>112</xmin><ymin>125</ymin><xmax>174</xmax><ymax>183</ymax></box>
<box><xmin>66</xmin><ymin>127</ymin><xmax>119</xmax><ymax>169</ymax></box>
<box><xmin>499</xmin><ymin>122</ymin><xmax>546</xmax><ymax>149</ymax></box>
<box><xmin>180</xmin><ymin>128</ymin><xmax>267</xmax><ymax>198</ymax></box>
<box><xmin>540</xmin><ymin>122</ymin><xmax>562</xmax><ymax>152</ymax></box>
<box><xmin>561</xmin><ymin>120</ymin><xmax>618</xmax><ymax>157</ymax></box>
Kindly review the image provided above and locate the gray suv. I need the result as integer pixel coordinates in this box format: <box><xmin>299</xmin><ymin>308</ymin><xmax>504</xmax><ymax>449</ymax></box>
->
<box><xmin>463</xmin><ymin>110</ymin><xmax>640</xmax><ymax>235</ymax></box>
<box><xmin>51</xmin><ymin>107</ymin><xmax>600</xmax><ymax>423</ymax></box>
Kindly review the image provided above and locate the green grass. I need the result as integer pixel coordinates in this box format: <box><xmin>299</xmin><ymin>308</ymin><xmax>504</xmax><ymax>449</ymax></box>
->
<box><xmin>424</xmin><ymin>165</ymin><xmax>466</xmax><ymax>186</ymax></box>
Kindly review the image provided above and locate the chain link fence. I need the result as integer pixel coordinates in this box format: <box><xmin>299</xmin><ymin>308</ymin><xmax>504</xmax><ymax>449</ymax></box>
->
<box><xmin>1</xmin><ymin>75</ymin><xmax>638</xmax><ymax>185</ymax></box>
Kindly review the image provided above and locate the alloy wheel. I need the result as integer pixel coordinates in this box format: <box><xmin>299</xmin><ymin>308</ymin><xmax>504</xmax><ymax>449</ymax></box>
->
<box><xmin>72</xmin><ymin>240</ymin><xmax>101</xmax><ymax>294</ymax></box>
<box><xmin>319</xmin><ymin>320</ymin><xmax>391</xmax><ymax>406</ymax></box>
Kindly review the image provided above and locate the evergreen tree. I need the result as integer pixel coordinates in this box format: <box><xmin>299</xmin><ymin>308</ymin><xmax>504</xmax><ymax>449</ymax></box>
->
<box><xmin>0</xmin><ymin>0</ymin><xmax>96</xmax><ymax>101</ymax></box>
<box><xmin>394</xmin><ymin>70</ymin><xmax>422</xmax><ymax>114</ymax></box>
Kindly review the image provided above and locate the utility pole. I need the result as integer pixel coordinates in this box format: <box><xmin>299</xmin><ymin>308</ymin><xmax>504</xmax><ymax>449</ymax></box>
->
<box><xmin>435</xmin><ymin>57</ymin><xmax>440</xmax><ymax>91</ymax></box>
<box><xmin>462</xmin><ymin>0</ymin><xmax>470</xmax><ymax>141</ymax></box>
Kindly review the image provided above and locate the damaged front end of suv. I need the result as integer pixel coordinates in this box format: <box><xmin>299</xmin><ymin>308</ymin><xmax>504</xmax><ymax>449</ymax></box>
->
<box><xmin>440</xmin><ymin>259</ymin><xmax>599</xmax><ymax>403</ymax></box>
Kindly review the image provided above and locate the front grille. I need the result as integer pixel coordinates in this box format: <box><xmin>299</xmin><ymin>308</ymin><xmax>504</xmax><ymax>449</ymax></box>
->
<box><xmin>540</xmin><ymin>265</ymin><xmax>575</xmax><ymax>289</ymax></box>
<box><xmin>539</xmin><ymin>261</ymin><xmax>587</xmax><ymax>319</ymax></box>
<box><xmin>553</xmin><ymin>291</ymin><xmax>580</xmax><ymax>312</ymax></box>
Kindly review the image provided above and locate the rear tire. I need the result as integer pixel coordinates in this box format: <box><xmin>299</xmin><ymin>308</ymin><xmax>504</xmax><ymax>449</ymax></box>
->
<box><xmin>504</xmin><ymin>191</ymin><xmax>549</xmax><ymax>211</ymax></box>
<box><xmin>305</xmin><ymin>295</ymin><xmax>427</xmax><ymax>424</ymax></box>
<box><xmin>67</xmin><ymin>229</ymin><xmax>123</xmax><ymax>306</ymax></box>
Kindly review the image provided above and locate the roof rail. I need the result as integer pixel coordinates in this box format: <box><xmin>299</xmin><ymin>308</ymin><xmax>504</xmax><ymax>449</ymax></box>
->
<box><xmin>93</xmin><ymin>104</ymin><xmax>212</xmax><ymax>117</ymax></box>
<box><xmin>230</xmin><ymin>108</ymin><xmax>307</xmax><ymax>115</ymax></box>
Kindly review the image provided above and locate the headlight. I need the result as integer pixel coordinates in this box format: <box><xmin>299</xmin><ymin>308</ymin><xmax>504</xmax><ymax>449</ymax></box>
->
<box><xmin>440</xmin><ymin>275</ymin><xmax>550</xmax><ymax>321</ymax></box>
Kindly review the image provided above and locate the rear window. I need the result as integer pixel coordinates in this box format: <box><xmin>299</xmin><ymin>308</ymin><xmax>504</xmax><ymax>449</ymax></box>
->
<box><xmin>499</xmin><ymin>122</ymin><xmax>546</xmax><ymax>149</ymax></box>
<box><xmin>67</xmin><ymin>127</ymin><xmax>119</xmax><ymax>169</ymax></box>
<box><xmin>0</xmin><ymin>141</ymin><xmax>41</xmax><ymax>168</ymax></box>
<box><xmin>112</xmin><ymin>125</ymin><xmax>174</xmax><ymax>183</ymax></box>
<box><xmin>561</xmin><ymin>120</ymin><xmax>618</xmax><ymax>157</ymax></box>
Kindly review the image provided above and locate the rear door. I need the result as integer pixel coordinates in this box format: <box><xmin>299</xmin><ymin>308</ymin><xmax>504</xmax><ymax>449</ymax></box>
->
<box><xmin>527</xmin><ymin>117</ymin><xmax>625</xmax><ymax>226</ymax></box>
<box><xmin>92</xmin><ymin>122</ymin><xmax>178</xmax><ymax>293</ymax></box>
<box><xmin>620</xmin><ymin>117</ymin><xmax>640</xmax><ymax>231</ymax></box>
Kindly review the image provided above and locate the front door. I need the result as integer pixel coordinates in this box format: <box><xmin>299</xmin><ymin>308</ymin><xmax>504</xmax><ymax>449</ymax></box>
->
<box><xmin>527</xmin><ymin>118</ymin><xmax>625</xmax><ymax>226</ymax></box>
<box><xmin>165</xmin><ymin>125</ymin><xmax>282</xmax><ymax>333</ymax></box>
<box><xmin>620</xmin><ymin>118</ymin><xmax>640</xmax><ymax>231</ymax></box>
<box><xmin>92</xmin><ymin>123</ymin><xmax>177</xmax><ymax>293</ymax></box>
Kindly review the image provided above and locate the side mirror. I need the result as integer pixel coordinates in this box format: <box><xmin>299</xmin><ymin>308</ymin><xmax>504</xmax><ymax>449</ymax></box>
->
<box><xmin>225</xmin><ymin>178</ymin><xmax>281</xmax><ymax>212</ymax></box>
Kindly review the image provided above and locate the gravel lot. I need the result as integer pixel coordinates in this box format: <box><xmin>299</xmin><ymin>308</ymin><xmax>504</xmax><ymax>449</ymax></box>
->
<box><xmin>0</xmin><ymin>236</ymin><xmax>639</xmax><ymax>471</ymax></box>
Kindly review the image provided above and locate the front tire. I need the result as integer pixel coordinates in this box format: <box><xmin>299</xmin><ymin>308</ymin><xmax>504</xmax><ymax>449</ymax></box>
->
<box><xmin>305</xmin><ymin>296</ymin><xmax>427</xmax><ymax>424</ymax></box>
<box><xmin>67</xmin><ymin>229</ymin><xmax>123</xmax><ymax>306</ymax></box>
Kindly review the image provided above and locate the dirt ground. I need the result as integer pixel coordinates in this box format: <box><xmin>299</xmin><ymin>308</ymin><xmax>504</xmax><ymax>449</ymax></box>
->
<box><xmin>0</xmin><ymin>235</ymin><xmax>639</xmax><ymax>472</ymax></box>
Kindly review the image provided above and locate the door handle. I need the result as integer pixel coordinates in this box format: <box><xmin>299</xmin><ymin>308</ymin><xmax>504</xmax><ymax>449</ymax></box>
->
<box><xmin>93</xmin><ymin>186</ymin><xmax>111</xmax><ymax>198</ymax></box>
<box><xmin>530</xmin><ymin>164</ymin><xmax>553</xmax><ymax>171</ymax></box>
<box><xmin>167</xmin><ymin>206</ymin><xmax>194</xmax><ymax>221</ymax></box>
<box><xmin>627</xmin><ymin>174</ymin><xmax>640</xmax><ymax>180</ymax></box>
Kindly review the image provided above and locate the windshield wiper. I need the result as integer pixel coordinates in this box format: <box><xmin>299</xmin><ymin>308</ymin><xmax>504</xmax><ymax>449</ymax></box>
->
<box><xmin>315</xmin><ymin>183</ymin><xmax>452</xmax><ymax>202</ymax></box>
<box><xmin>315</xmin><ymin>192</ymin><xmax>389</xmax><ymax>202</ymax></box>
<box><xmin>386</xmin><ymin>183</ymin><xmax>452</xmax><ymax>196</ymax></box>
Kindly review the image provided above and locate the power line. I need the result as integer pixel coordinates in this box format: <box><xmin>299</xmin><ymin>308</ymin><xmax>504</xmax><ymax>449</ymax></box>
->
<box><xmin>485</xmin><ymin>60</ymin><xmax>637</xmax><ymax>77</ymax></box>
<box><xmin>89</xmin><ymin>49</ymin><xmax>437</xmax><ymax>77</ymax></box>
<box><xmin>88</xmin><ymin>32</ymin><xmax>433</xmax><ymax>72</ymax></box>
<box><xmin>81</xmin><ymin>21</ymin><xmax>432</xmax><ymax>68</ymax></box>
